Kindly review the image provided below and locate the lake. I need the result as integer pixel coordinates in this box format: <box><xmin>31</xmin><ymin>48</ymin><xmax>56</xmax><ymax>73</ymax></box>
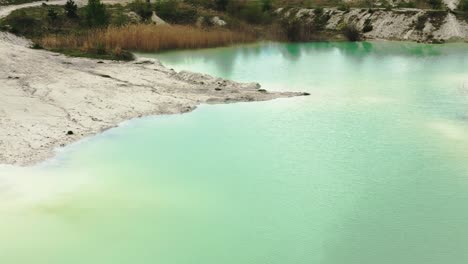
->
<box><xmin>1</xmin><ymin>41</ymin><xmax>468</xmax><ymax>264</ymax></box>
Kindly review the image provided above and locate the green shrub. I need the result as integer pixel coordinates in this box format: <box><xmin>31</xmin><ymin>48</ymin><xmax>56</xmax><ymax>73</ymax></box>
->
<box><xmin>47</xmin><ymin>8</ymin><xmax>59</xmax><ymax>22</ymax></box>
<box><xmin>427</xmin><ymin>0</ymin><xmax>442</xmax><ymax>9</ymax></box>
<box><xmin>64</xmin><ymin>0</ymin><xmax>78</xmax><ymax>18</ymax></box>
<box><xmin>314</xmin><ymin>7</ymin><xmax>324</xmax><ymax>15</ymax></box>
<box><xmin>337</xmin><ymin>4</ymin><xmax>350</xmax><ymax>12</ymax></box>
<box><xmin>313</xmin><ymin>12</ymin><xmax>330</xmax><ymax>31</ymax></box>
<box><xmin>226</xmin><ymin>0</ymin><xmax>270</xmax><ymax>24</ymax></box>
<box><xmin>111</xmin><ymin>6</ymin><xmax>129</xmax><ymax>26</ymax></box>
<box><xmin>362</xmin><ymin>18</ymin><xmax>373</xmax><ymax>33</ymax></box>
<box><xmin>459</xmin><ymin>0</ymin><xmax>468</xmax><ymax>12</ymax></box>
<box><xmin>281</xmin><ymin>18</ymin><xmax>302</xmax><ymax>41</ymax></box>
<box><xmin>85</xmin><ymin>0</ymin><xmax>109</xmax><ymax>27</ymax></box>
<box><xmin>155</xmin><ymin>0</ymin><xmax>197</xmax><ymax>24</ymax></box>
<box><xmin>415</xmin><ymin>14</ymin><xmax>428</xmax><ymax>30</ymax></box>
<box><xmin>343</xmin><ymin>23</ymin><xmax>361</xmax><ymax>41</ymax></box>
<box><xmin>4</xmin><ymin>11</ymin><xmax>41</xmax><ymax>36</ymax></box>
<box><xmin>128</xmin><ymin>0</ymin><xmax>153</xmax><ymax>21</ymax></box>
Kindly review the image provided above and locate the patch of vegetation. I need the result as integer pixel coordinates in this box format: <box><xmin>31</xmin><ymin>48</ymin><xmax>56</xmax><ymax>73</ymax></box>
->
<box><xmin>127</xmin><ymin>0</ymin><xmax>152</xmax><ymax>21</ymax></box>
<box><xmin>427</xmin><ymin>0</ymin><xmax>442</xmax><ymax>9</ymax></box>
<box><xmin>458</xmin><ymin>0</ymin><xmax>468</xmax><ymax>12</ymax></box>
<box><xmin>426</xmin><ymin>10</ymin><xmax>447</xmax><ymax>30</ymax></box>
<box><xmin>312</xmin><ymin>9</ymin><xmax>331</xmax><ymax>31</ymax></box>
<box><xmin>85</xmin><ymin>0</ymin><xmax>109</xmax><ymax>27</ymax></box>
<box><xmin>362</xmin><ymin>18</ymin><xmax>373</xmax><ymax>33</ymax></box>
<box><xmin>155</xmin><ymin>0</ymin><xmax>198</xmax><ymax>24</ymax></box>
<box><xmin>49</xmin><ymin>47</ymin><xmax>135</xmax><ymax>61</ymax></box>
<box><xmin>280</xmin><ymin>17</ymin><xmax>302</xmax><ymax>41</ymax></box>
<box><xmin>342</xmin><ymin>23</ymin><xmax>361</xmax><ymax>41</ymax></box>
<box><xmin>414</xmin><ymin>14</ymin><xmax>428</xmax><ymax>30</ymax></box>
<box><xmin>64</xmin><ymin>0</ymin><xmax>78</xmax><ymax>18</ymax></box>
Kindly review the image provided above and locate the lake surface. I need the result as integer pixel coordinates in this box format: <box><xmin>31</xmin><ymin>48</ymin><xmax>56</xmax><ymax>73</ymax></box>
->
<box><xmin>2</xmin><ymin>42</ymin><xmax>468</xmax><ymax>264</ymax></box>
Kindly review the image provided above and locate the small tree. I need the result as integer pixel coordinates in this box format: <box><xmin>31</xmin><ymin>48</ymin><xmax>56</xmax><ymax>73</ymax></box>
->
<box><xmin>85</xmin><ymin>0</ymin><xmax>109</xmax><ymax>27</ymax></box>
<box><xmin>64</xmin><ymin>0</ymin><xmax>78</xmax><ymax>18</ymax></box>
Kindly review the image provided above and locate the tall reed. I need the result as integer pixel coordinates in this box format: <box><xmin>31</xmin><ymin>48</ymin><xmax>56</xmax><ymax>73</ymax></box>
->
<box><xmin>39</xmin><ymin>24</ymin><xmax>255</xmax><ymax>53</ymax></box>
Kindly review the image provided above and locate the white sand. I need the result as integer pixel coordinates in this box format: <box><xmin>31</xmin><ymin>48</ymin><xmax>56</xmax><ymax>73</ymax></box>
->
<box><xmin>0</xmin><ymin>2</ymin><xmax>304</xmax><ymax>166</ymax></box>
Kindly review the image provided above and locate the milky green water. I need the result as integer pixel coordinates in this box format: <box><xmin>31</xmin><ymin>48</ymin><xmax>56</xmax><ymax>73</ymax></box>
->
<box><xmin>2</xmin><ymin>42</ymin><xmax>468</xmax><ymax>264</ymax></box>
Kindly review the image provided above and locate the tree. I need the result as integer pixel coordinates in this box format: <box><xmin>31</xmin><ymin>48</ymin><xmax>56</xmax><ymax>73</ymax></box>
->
<box><xmin>64</xmin><ymin>0</ymin><xmax>78</xmax><ymax>18</ymax></box>
<box><xmin>85</xmin><ymin>0</ymin><xmax>109</xmax><ymax>27</ymax></box>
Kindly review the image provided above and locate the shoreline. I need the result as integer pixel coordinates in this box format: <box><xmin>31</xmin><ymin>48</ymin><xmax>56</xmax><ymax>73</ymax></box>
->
<box><xmin>0</xmin><ymin>34</ymin><xmax>305</xmax><ymax>166</ymax></box>
<box><xmin>1</xmin><ymin>0</ymin><xmax>466</xmax><ymax>167</ymax></box>
<box><xmin>0</xmin><ymin>1</ymin><xmax>307</xmax><ymax>167</ymax></box>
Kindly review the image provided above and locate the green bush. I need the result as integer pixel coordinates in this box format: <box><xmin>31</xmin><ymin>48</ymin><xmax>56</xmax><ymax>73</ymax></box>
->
<box><xmin>459</xmin><ymin>0</ymin><xmax>468</xmax><ymax>11</ymax></box>
<box><xmin>128</xmin><ymin>0</ymin><xmax>153</xmax><ymax>21</ymax></box>
<box><xmin>337</xmin><ymin>4</ymin><xmax>350</xmax><ymax>12</ymax></box>
<box><xmin>155</xmin><ymin>0</ymin><xmax>197</xmax><ymax>24</ymax></box>
<box><xmin>343</xmin><ymin>23</ymin><xmax>361</xmax><ymax>41</ymax></box>
<box><xmin>427</xmin><ymin>0</ymin><xmax>442</xmax><ymax>9</ymax></box>
<box><xmin>47</xmin><ymin>8</ymin><xmax>59</xmax><ymax>22</ymax></box>
<box><xmin>415</xmin><ymin>14</ymin><xmax>428</xmax><ymax>30</ymax></box>
<box><xmin>3</xmin><ymin>11</ymin><xmax>41</xmax><ymax>36</ymax></box>
<box><xmin>111</xmin><ymin>6</ymin><xmax>129</xmax><ymax>26</ymax></box>
<box><xmin>362</xmin><ymin>18</ymin><xmax>373</xmax><ymax>33</ymax></box>
<box><xmin>226</xmin><ymin>0</ymin><xmax>270</xmax><ymax>24</ymax></box>
<box><xmin>64</xmin><ymin>0</ymin><xmax>78</xmax><ymax>18</ymax></box>
<box><xmin>281</xmin><ymin>18</ymin><xmax>302</xmax><ymax>41</ymax></box>
<box><xmin>85</xmin><ymin>0</ymin><xmax>109</xmax><ymax>27</ymax></box>
<box><xmin>313</xmin><ymin>12</ymin><xmax>330</xmax><ymax>31</ymax></box>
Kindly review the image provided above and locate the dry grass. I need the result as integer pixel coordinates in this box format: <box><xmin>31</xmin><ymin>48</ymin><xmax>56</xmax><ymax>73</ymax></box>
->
<box><xmin>39</xmin><ymin>24</ymin><xmax>255</xmax><ymax>53</ymax></box>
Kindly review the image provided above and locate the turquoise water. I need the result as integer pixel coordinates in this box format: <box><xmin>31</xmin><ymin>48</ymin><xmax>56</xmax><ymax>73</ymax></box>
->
<box><xmin>2</xmin><ymin>42</ymin><xmax>468</xmax><ymax>263</ymax></box>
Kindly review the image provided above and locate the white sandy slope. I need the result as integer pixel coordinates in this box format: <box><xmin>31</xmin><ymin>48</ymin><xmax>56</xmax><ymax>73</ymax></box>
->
<box><xmin>0</xmin><ymin>2</ymin><xmax>304</xmax><ymax>166</ymax></box>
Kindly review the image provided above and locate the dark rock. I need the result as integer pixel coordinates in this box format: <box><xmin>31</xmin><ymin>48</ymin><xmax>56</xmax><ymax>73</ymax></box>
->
<box><xmin>258</xmin><ymin>89</ymin><xmax>267</xmax><ymax>93</ymax></box>
<box><xmin>66</xmin><ymin>130</ymin><xmax>74</xmax><ymax>135</ymax></box>
<box><xmin>302</xmin><ymin>92</ymin><xmax>311</xmax><ymax>96</ymax></box>
<box><xmin>215</xmin><ymin>88</ymin><xmax>222</xmax><ymax>91</ymax></box>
